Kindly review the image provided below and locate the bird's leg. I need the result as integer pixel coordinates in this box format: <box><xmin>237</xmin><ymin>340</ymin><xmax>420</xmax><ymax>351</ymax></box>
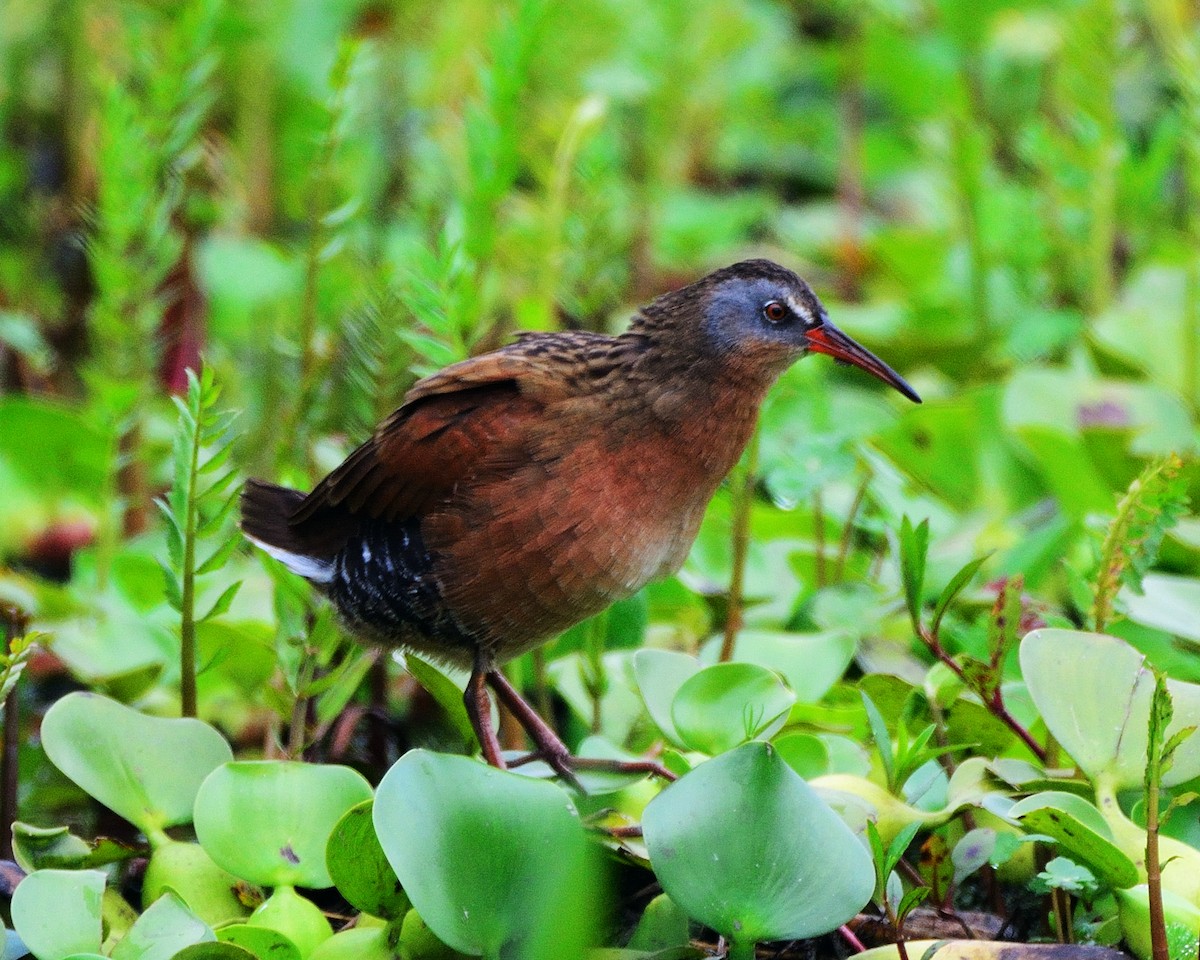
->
<box><xmin>485</xmin><ymin>670</ymin><xmax>676</xmax><ymax>788</ymax></box>
<box><xmin>464</xmin><ymin>657</ymin><xmax>506</xmax><ymax>769</ymax></box>
<box><xmin>485</xmin><ymin>668</ymin><xmax>585</xmax><ymax>790</ymax></box>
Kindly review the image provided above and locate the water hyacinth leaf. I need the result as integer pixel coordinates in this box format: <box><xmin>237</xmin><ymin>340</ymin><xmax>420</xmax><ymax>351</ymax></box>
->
<box><xmin>1021</xmin><ymin>629</ymin><xmax>1200</xmax><ymax>789</ymax></box>
<box><xmin>172</xmin><ymin>945</ymin><xmax>259</xmax><ymax>960</ymax></box>
<box><xmin>671</xmin><ymin>662</ymin><xmax>795</xmax><ymax>755</ymax></box>
<box><xmin>307</xmin><ymin>925</ymin><xmax>403</xmax><ymax>960</ymax></box>
<box><xmin>110</xmin><ymin>893</ymin><xmax>213</xmax><ymax>960</ymax></box>
<box><xmin>11</xmin><ymin>869</ymin><xmax>105</xmax><ymax>960</ymax></box>
<box><xmin>194</xmin><ymin>761</ymin><xmax>373</xmax><ymax>889</ymax></box>
<box><xmin>326</xmin><ymin>800</ymin><xmax>409</xmax><ymax>919</ymax></box>
<box><xmin>217</xmin><ymin>924</ymin><xmax>301</xmax><ymax>960</ymax></box>
<box><xmin>772</xmin><ymin>731</ymin><xmax>830</xmax><ymax>779</ymax></box>
<box><xmin>1123</xmin><ymin>573</ymin><xmax>1200</xmax><ymax>644</ymax></box>
<box><xmin>1008</xmin><ymin>792</ymin><xmax>1138</xmax><ymax>888</ymax></box>
<box><xmin>698</xmin><ymin>630</ymin><xmax>856</xmax><ymax>703</ymax></box>
<box><xmin>643</xmin><ymin>741</ymin><xmax>874</xmax><ymax>945</ymax></box>
<box><xmin>633</xmin><ymin>649</ymin><xmax>699</xmax><ymax>746</ymax></box>
<box><xmin>374</xmin><ymin>749</ymin><xmax>601</xmax><ymax>960</ymax></box>
<box><xmin>1117</xmin><ymin>884</ymin><xmax>1200</xmax><ymax>960</ymax></box>
<box><xmin>12</xmin><ymin>822</ymin><xmax>137</xmax><ymax>872</ymax></box>
<box><xmin>41</xmin><ymin>693</ymin><xmax>233</xmax><ymax>836</ymax></box>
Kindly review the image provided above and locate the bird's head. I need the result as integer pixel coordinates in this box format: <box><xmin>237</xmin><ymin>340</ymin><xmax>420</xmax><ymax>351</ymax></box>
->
<box><xmin>637</xmin><ymin>259</ymin><xmax>920</xmax><ymax>403</ymax></box>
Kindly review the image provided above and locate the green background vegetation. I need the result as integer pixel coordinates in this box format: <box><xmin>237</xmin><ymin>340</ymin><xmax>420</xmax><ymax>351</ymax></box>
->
<box><xmin>2</xmin><ymin>0</ymin><xmax>1200</xmax><ymax>958</ymax></box>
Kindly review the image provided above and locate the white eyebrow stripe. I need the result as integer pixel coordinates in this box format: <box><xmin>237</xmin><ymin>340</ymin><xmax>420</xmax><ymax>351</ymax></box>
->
<box><xmin>785</xmin><ymin>295</ymin><xmax>812</xmax><ymax>322</ymax></box>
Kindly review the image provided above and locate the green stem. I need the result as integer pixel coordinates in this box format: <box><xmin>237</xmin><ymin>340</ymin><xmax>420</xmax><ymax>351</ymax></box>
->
<box><xmin>834</xmin><ymin>473</ymin><xmax>870</xmax><ymax>583</ymax></box>
<box><xmin>728</xmin><ymin>938</ymin><xmax>757</xmax><ymax>960</ymax></box>
<box><xmin>287</xmin><ymin>651</ymin><xmax>317</xmax><ymax>759</ymax></box>
<box><xmin>583</xmin><ymin>610</ymin><xmax>608</xmax><ymax>734</ymax></box>
<box><xmin>720</xmin><ymin>425</ymin><xmax>760</xmax><ymax>663</ymax></box>
<box><xmin>180</xmin><ymin>397</ymin><xmax>203</xmax><ymax>719</ymax></box>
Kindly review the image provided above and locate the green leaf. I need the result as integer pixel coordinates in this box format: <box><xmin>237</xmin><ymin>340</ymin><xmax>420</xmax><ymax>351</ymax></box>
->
<box><xmin>194</xmin><ymin>761</ymin><xmax>373</xmax><ymax>889</ymax></box>
<box><xmin>931</xmin><ymin>554</ymin><xmax>989</xmax><ymax>636</ymax></box>
<box><xmin>885</xmin><ymin>821</ymin><xmax>922</xmax><ymax>880</ymax></box>
<box><xmin>374</xmin><ymin>749</ymin><xmax>601</xmax><ymax>960</ymax></box>
<box><xmin>41</xmin><ymin>693</ymin><xmax>232</xmax><ymax>836</ymax></box>
<box><xmin>1032</xmin><ymin>856</ymin><xmax>1098</xmax><ymax>895</ymax></box>
<box><xmin>861</xmin><ymin>691</ymin><xmax>894</xmax><ymax>788</ymax></box>
<box><xmin>698</xmin><ymin>630</ymin><xmax>856</xmax><ymax>704</ymax></box>
<box><xmin>896</xmin><ymin>885</ymin><xmax>931</xmax><ymax>922</ymax></box>
<box><xmin>110</xmin><ymin>893</ymin><xmax>214</xmax><ymax>960</ymax></box>
<box><xmin>194</xmin><ymin>535</ymin><xmax>241</xmax><ymax>578</ymax></box>
<box><xmin>1021</xmin><ymin>629</ymin><xmax>1200</xmax><ymax>790</ymax></box>
<box><xmin>633</xmin><ymin>649</ymin><xmax>699</xmax><ymax>747</ymax></box>
<box><xmin>216</xmin><ymin>924</ymin><xmax>301</xmax><ymax>960</ymax></box>
<box><xmin>644</xmin><ymin>742</ymin><xmax>874</xmax><ymax>945</ymax></box>
<box><xmin>670</xmin><ymin>662</ymin><xmax>795</xmax><ymax>755</ymax></box>
<box><xmin>403</xmin><ymin>654</ymin><xmax>476</xmax><ymax>747</ymax></box>
<box><xmin>11</xmin><ymin>869</ymin><xmax>106</xmax><ymax>960</ymax></box>
<box><xmin>326</xmin><ymin>800</ymin><xmax>409</xmax><ymax>920</ymax></box>
<box><xmin>1008</xmin><ymin>791</ymin><xmax>1139</xmax><ymax>888</ymax></box>
<box><xmin>11</xmin><ymin>822</ymin><xmax>138</xmax><ymax>872</ymax></box>
<box><xmin>198</xmin><ymin>580</ymin><xmax>242</xmax><ymax>623</ymax></box>
<box><xmin>899</xmin><ymin>516</ymin><xmax>929</xmax><ymax>631</ymax></box>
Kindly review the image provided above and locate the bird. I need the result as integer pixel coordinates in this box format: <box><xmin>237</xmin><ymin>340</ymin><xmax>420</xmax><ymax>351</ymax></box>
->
<box><xmin>241</xmin><ymin>259</ymin><xmax>919</xmax><ymax>785</ymax></box>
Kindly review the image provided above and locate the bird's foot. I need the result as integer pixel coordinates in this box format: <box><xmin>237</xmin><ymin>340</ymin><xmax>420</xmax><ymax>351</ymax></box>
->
<box><xmin>508</xmin><ymin>749</ymin><xmax>676</xmax><ymax>787</ymax></box>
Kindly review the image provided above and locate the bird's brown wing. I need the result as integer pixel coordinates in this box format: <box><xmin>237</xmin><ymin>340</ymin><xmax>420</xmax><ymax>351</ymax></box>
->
<box><xmin>286</xmin><ymin>339</ymin><xmax>597</xmax><ymax>544</ymax></box>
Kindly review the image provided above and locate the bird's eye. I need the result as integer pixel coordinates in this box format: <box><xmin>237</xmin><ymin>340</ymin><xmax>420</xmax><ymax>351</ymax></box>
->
<box><xmin>763</xmin><ymin>301</ymin><xmax>788</xmax><ymax>324</ymax></box>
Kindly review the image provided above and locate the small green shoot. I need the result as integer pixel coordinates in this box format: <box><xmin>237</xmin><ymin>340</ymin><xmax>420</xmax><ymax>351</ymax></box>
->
<box><xmin>1091</xmin><ymin>454</ymin><xmax>1190</xmax><ymax>633</ymax></box>
<box><xmin>158</xmin><ymin>366</ymin><xmax>241</xmax><ymax>717</ymax></box>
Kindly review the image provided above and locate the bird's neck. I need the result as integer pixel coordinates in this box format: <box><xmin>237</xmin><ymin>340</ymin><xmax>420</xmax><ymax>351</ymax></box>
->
<box><xmin>613</xmin><ymin>336</ymin><xmax>774</xmax><ymax>479</ymax></box>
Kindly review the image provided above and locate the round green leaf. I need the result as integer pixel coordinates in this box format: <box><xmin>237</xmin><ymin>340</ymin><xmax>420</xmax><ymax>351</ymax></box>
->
<box><xmin>373</xmin><ymin>749</ymin><xmax>600</xmax><ymax>960</ymax></box>
<box><xmin>41</xmin><ymin>693</ymin><xmax>233</xmax><ymax>837</ymax></box>
<box><xmin>643</xmin><ymin>742</ymin><xmax>874</xmax><ymax>945</ymax></box>
<box><xmin>194</xmin><ymin>761</ymin><xmax>373</xmax><ymax>889</ymax></box>
<box><xmin>326</xmin><ymin>801</ymin><xmax>409</xmax><ymax>919</ymax></box>
<box><xmin>217</xmin><ymin>924</ymin><xmax>301</xmax><ymax>960</ymax></box>
<box><xmin>172</xmin><ymin>944</ymin><xmax>260</xmax><ymax>960</ymax></box>
<box><xmin>670</xmin><ymin>663</ymin><xmax>795</xmax><ymax>755</ymax></box>
<box><xmin>633</xmin><ymin>649</ymin><xmax>700</xmax><ymax>747</ymax></box>
<box><xmin>11</xmin><ymin>869</ymin><xmax>105</xmax><ymax>960</ymax></box>
<box><xmin>773</xmin><ymin>732</ymin><xmax>830</xmax><ymax>779</ymax></box>
<box><xmin>110</xmin><ymin>893</ymin><xmax>213</xmax><ymax>960</ymax></box>
<box><xmin>1021</xmin><ymin>629</ymin><xmax>1200</xmax><ymax>789</ymax></box>
<box><xmin>699</xmin><ymin>630</ymin><xmax>856</xmax><ymax>703</ymax></box>
<box><xmin>308</xmin><ymin>925</ymin><xmax>402</xmax><ymax>960</ymax></box>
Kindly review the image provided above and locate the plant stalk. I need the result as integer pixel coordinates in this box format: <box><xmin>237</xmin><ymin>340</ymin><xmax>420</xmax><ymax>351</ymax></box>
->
<box><xmin>917</xmin><ymin>625</ymin><xmax>1047</xmax><ymax>763</ymax></box>
<box><xmin>180</xmin><ymin>401</ymin><xmax>203</xmax><ymax>718</ymax></box>
<box><xmin>728</xmin><ymin>938</ymin><xmax>757</xmax><ymax>960</ymax></box>
<box><xmin>720</xmin><ymin>425</ymin><xmax>760</xmax><ymax>662</ymax></box>
<box><xmin>0</xmin><ymin>685</ymin><xmax>18</xmax><ymax>860</ymax></box>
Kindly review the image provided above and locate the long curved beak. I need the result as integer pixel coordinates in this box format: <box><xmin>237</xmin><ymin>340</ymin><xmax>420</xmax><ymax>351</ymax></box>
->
<box><xmin>805</xmin><ymin>323</ymin><xmax>921</xmax><ymax>403</ymax></box>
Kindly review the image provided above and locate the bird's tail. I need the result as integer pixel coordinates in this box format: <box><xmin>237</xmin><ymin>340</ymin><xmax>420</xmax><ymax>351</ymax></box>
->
<box><xmin>240</xmin><ymin>479</ymin><xmax>336</xmax><ymax>583</ymax></box>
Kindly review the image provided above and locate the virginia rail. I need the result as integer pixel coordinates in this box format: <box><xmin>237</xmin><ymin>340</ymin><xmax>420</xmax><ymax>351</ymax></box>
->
<box><xmin>241</xmin><ymin>259</ymin><xmax>919</xmax><ymax>784</ymax></box>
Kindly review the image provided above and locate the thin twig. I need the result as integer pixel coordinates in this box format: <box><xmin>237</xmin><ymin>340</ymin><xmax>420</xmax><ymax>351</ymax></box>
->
<box><xmin>917</xmin><ymin>625</ymin><xmax>1047</xmax><ymax>763</ymax></box>
<box><xmin>835</xmin><ymin>474</ymin><xmax>870</xmax><ymax>582</ymax></box>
